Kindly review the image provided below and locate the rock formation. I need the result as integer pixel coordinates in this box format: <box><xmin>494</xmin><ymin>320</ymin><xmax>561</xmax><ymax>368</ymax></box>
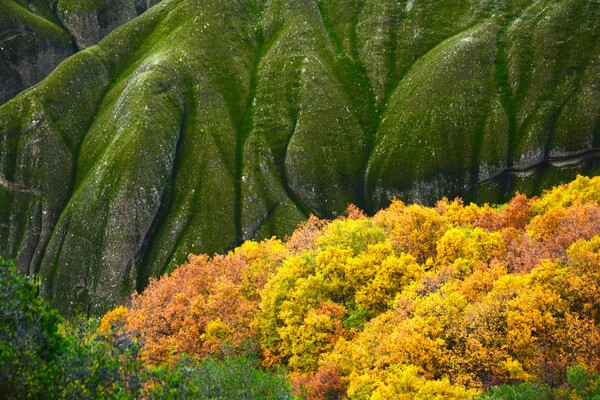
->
<box><xmin>0</xmin><ymin>0</ymin><xmax>598</xmax><ymax>314</ymax></box>
<box><xmin>0</xmin><ymin>0</ymin><xmax>162</xmax><ymax>105</ymax></box>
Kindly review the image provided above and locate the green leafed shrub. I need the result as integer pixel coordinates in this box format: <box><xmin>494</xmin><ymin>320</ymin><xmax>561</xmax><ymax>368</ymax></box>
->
<box><xmin>1</xmin><ymin>257</ymin><xmax>293</xmax><ymax>399</ymax></box>
<box><xmin>478</xmin><ymin>365</ymin><xmax>600</xmax><ymax>400</ymax></box>
<box><xmin>476</xmin><ymin>383</ymin><xmax>556</xmax><ymax>400</ymax></box>
<box><xmin>0</xmin><ymin>258</ymin><xmax>65</xmax><ymax>399</ymax></box>
<box><xmin>146</xmin><ymin>356</ymin><xmax>293</xmax><ymax>400</ymax></box>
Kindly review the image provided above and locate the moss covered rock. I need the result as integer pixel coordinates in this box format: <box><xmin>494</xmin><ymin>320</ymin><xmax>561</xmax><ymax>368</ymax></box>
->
<box><xmin>56</xmin><ymin>0</ymin><xmax>137</xmax><ymax>49</ymax></box>
<box><xmin>0</xmin><ymin>0</ymin><xmax>74</xmax><ymax>104</ymax></box>
<box><xmin>0</xmin><ymin>0</ymin><xmax>162</xmax><ymax>105</ymax></box>
<box><xmin>0</xmin><ymin>0</ymin><xmax>598</xmax><ymax>314</ymax></box>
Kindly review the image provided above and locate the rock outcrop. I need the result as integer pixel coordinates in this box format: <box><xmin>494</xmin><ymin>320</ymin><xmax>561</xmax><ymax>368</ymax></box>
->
<box><xmin>55</xmin><ymin>0</ymin><xmax>138</xmax><ymax>49</ymax></box>
<box><xmin>0</xmin><ymin>0</ymin><xmax>162</xmax><ymax>105</ymax></box>
<box><xmin>0</xmin><ymin>1</ymin><xmax>73</xmax><ymax>105</ymax></box>
<box><xmin>0</xmin><ymin>0</ymin><xmax>598</xmax><ymax>314</ymax></box>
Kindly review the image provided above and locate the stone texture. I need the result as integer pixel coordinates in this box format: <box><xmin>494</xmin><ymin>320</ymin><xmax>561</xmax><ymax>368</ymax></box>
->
<box><xmin>0</xmin><ymin>0</ymin><xmax>161</xmax><ymax>106</ymax></box>
<box><xmin>56</xmin><ymin>0</ymin><xmax>138</xmax><ymax>49</ymax></box>
<box><xmin>0</xmin><ymin>0</ymin><xmax>598</xmax><ymax>315</ymax></box>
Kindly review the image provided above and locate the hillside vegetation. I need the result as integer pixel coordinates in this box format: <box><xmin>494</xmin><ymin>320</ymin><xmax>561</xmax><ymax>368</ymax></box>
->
<box><xmin>0</xmin><ymin>256</ymin><xmax>293</xmax><ymax>399</ymax></box>
<box><xmin>96</xmin><ymin>175</ymin><xmax>600</xmax><ymax>399</ymax></box>
<box><xmin>0</xmin><ymin>0</ymin><xmax>599</xmax><ymax>313</ymax></box>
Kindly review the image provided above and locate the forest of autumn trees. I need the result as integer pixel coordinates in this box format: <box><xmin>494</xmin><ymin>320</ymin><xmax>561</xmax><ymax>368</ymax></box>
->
<box><xmin>101</xmin><ymin>175</ymin><xmax>600</xmax><ymax>399</ymax></box>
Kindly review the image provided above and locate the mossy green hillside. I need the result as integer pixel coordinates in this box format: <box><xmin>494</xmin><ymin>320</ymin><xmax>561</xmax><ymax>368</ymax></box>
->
<box><xmin>506</xmin><ymin>0</ymin><xmax>600</xmax><ymax>163</ymax></box>
<box><xmin>366</xmin><ymin>0</ymin><xmax>600</xmax><ymax>206</ymax></box>
<box><xmin>367</xmin><ymin>18</ymin><xmax>508</xmax><ymax>207</ymax></box>
<box><xmin>0</xmin><ymin>0</ymin><xmax>599</xmax><ymax>314</ymax></box>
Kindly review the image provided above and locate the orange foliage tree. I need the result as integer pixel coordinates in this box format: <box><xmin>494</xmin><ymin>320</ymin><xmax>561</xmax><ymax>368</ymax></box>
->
<box><xmin>121</xmin><ymin>239</ymin><xmax>287</xmax><ymax>364</ymax></box>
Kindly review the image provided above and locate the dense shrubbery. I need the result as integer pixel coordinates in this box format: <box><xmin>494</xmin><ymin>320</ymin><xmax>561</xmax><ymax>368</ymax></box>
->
<box><xmin>0</xmin><ymin>258</ymin><xmax>65</xmax><ymax>398</ymax></box>
<box><xmin>103</xmin><ymin>175</ymin><xmax>600</xmax><ymax>399</ymax></box>
<box><xmin>5</xmin><ymin>175</ymin><xmax>600</xmax><ymax>399</ymax></box>
<box><xmin>477</xmin><ymin>365</ymin><xmax>600</xmax><ymax>399</ymax></box>
<box><xmin>0</xmin><ymin>259</ymin><xmax>292</xmax><ymax>399</ymax></box>
<box><xmin>0</xmin><ymin>259</ymin><xmax>127</xmax><ymax>398</ymax></box>
<box><xmin>146</xmin><ymin>356</ymin><xmax>292</xmax><ymax>399</ymax></box>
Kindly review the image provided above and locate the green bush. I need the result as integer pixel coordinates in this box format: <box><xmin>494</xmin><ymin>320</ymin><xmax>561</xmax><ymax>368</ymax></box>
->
<box><xmin>567</xmin><ymin>365</ymin><xmax>600</xmax><ymax>400</ymax></box>
<box><xmin>476</xmin><ymin>383</ymin><xmax>556</xmax><ymax>400</ymax></box>
<box><xmin>0</xmin><ymin>258</ymin><xmax>146</xmax><ymax>399</ymax></box>
<box><xmin>478</xmin><ymin>365</ymin><xmax>600</xmax><ymax>400</ymax></box>
<box><xmin>0</xmin><ymin>258</ymin><xmax>65</xmax><ymax>399</ymax></box>
<box><xmin>0</xmin><ymin>258</ymin><xmax>294</xmax><ymax>398</ymax></box>
<box><xmin>54</xmin><ymin>317</ymin><xmax>145</xmax><ymax>399</ymax></box>
<box><xmin>147</xmin><ymin>356</ymin><xmax>293</xmax><ymax>400</ymax></box>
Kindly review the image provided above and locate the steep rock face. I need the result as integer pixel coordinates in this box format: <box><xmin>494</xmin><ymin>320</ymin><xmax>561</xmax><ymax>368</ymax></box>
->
<box><xmin>55</xmin><ymin>0</ymin><xmax>138</xmax><ymax>49</ymax></box>
<box><xmin>0</xmin><ymin>0</ymin><xmax>599</xmax><ymax>314</ymax></box>
<box><xmin>0</xmin><ymin>0</ymin><xmax>74</xmax><ymax>105</ymax></box>
<box><xmin>0</xmin><ymin>0</ymin><xmax>162</xmax><ymax>105</ymax></box>
<box><xmin>366</xmin><ymin>0</ymin><xmax>600</xmax><ymax>205</ymax></box>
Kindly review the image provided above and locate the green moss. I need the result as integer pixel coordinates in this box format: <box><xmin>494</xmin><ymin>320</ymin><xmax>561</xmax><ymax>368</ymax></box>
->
<box><xmin>506</xmin><ymin>0</ymin><xmax>600</xmax><ymax>165</ymax></box>
<box><xmin>366</xmin><ymin>19</ymin><xmax>504</xmax><ymax>206</ymax></box>
<box><xmin>0</xmin><ymin>1</ymin><xmax>73</xmax><ymax>61</ymax></box>
<box><xmin>0</xmin><ymin>1</ymin><xmax>71</xmax><ymax>104</ymax></box>
<box><xmin>56</xmin><ymin>0</ymin><xmax>131</xmax><ymax>14</ymax></box>
<box><xmin>1</xmin><ymin>0</ymin><xmax>599</xmax><ymax>314</ymax></box>
<box><xmin>3</xmin><ymin>1</ymin><xmax>71</xmax><ymax>36</ymax></box>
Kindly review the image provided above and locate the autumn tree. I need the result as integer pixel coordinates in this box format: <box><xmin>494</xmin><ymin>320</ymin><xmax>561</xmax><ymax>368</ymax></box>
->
<box><xmin>118</xmin><ymin>239</ymin><xmax>288</xmax><ymax>364</ymax></box>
